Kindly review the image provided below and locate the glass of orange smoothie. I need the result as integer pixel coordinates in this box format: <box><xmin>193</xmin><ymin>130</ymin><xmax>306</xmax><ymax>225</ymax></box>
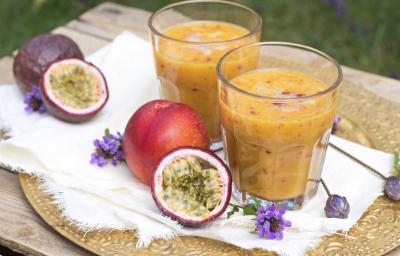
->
<box><xmin>217</xmin><ymin>42</ymin><xmax>342</xmax><ymax>209</ymax></box>
<box><xmin>148</xmin><ymin>0</ymin><xmax>262</xmax><ymax>149</ymax></box>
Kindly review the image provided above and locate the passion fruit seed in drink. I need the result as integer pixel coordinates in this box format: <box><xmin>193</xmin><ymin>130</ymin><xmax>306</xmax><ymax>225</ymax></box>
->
<box><xmin>49</xmin><ymin>65</ymin><xmax>100</xmax><ymax>109</ymax></box>
<box><xmin>161</xmin><ymin>156</ymin><xmax>222</xmax><ymax>218</ymax></box>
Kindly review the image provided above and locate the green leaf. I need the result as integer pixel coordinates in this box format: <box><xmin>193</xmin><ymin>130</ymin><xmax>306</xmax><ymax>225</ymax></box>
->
<box><xmin>251</xmin><ymin>195</ymin><xmax>261</xmax><ymax>209</ymax></box>
<box><xmin>393</xmin><ymin>152</ymin><xmax>400</xmax><ymax>176</ymax></box>
<box><xmin>104</xmin><ymin>128</ymin><xmax>110</xmax><ymax>136</ymax></box>
<box><xmin>243</xmin><ymin>204</ymin><xmax>258</xmax><ymax>216</ymax></box>
<box><xmin>227</xmin><ymin>205</ymin><xmax>239</xmax><ymax>218</ymax></box>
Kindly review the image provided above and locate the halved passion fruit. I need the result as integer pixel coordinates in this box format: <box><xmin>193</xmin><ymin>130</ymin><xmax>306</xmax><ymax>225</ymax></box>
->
<box><xmin>151</xmin><ymin>147</ymin><xmax>232</xmax><ymax>226</ymax></box>
<box><xmin>40</xmin><ymin>58</ymin><xmax>109</xmax><ymax>122</ymax></box>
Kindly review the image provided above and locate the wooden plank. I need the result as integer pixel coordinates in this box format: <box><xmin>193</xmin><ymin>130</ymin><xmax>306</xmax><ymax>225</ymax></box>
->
<box><xmin>343</xmin><ymin>68</ymin><xmax>400</xmax><ymax>103</ymax></box>
<box><xmin>67</xmin><ymin>20</ymin><xmax>115</xmax><ymax>41</ymax></box>
<box><xmin>0</xmin><ymin>57</ymin><xmax>14</xmax><ymax>85</ymax></box>
<box><xmin>0</xmin><ymin>169</ymin><xmax>92</xmax><ymax>256</ymax></box>
<box><xmin>78</xmin><ymin>2</ymin><xmax>150</xmax><ymax>41</ymax></box>
<box><xmin>50</xmin><ymin>27</ymin><xmax>109</xmax><ymax>56</ymax></box>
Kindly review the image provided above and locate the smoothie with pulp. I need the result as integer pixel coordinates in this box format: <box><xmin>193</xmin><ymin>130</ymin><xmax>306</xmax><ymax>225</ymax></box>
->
<box><xmin>220</xmin><ymin>70</ymin><xmax>337</xmax><ymax>201</ymax></box>
<box><xmin>154</xmin><ymin>21</ymin><xmax>259</xmax><ymax>142</ymax></box>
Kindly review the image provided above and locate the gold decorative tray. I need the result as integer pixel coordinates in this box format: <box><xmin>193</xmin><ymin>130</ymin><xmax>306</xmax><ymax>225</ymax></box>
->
<box><xmin>19</xmin><ymin>80</ymin><xmax>400</xmax><ymax>255</ymax></box>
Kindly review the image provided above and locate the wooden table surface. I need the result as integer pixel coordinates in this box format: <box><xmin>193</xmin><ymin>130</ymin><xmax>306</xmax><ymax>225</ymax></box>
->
<box><xmin>0</xmin><ymin>2</ymin><xmax>399</xmax><ymax>256</ymax></box>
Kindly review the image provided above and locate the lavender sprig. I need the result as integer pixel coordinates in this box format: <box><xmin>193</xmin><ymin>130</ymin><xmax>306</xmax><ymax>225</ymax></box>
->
<box><xmin>90</xmin><ymin>128</ymin><xmax>125</xmax><ymax>167</ymax></box>
<box><xmin>23</xmin><ymin>85</ymin><xmax>46</xmax><ymax>113</ymax></box>
<box><xmin>255</xmin><ymin>204</ymin><xmax>292</xmax><ymax>240</ymax></box>
<box><xmin>228</xmin><ymin>197</ymin><xmax>291</xmax><ymax>240</ymax></box>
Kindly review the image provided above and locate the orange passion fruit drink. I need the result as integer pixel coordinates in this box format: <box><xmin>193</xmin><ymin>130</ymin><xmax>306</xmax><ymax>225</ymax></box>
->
<box><xmin>218</xmin><ymin>42</ymin><xmax>342</xmax><ymax>209</ymax></box>
<box><xmin>149</xmin><ymin>0</ymin><xmax>261</xmax><ymax>148</ymax></box>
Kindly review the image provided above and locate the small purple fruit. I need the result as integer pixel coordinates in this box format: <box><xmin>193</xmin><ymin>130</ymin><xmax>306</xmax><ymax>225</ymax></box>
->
<box><xmin>324</xmin><ymin>194</ymin><xmax>350</xmax><ymax>219</ymax></box>
<box><xmin>384</xmin><ymin>176</ymin><xmax>400</xmax><ymax>201</ymax></box>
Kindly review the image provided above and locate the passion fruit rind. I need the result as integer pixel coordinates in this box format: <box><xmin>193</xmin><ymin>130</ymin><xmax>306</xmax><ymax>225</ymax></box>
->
<box><xmin>152</xmin><ymin>147</ymin><xmax>232</xmax><ymax>227</ymax></box>
<box><xmin>13</xmin><ymin>33</ymin><xmax>84</xmax><ymax>93</ymax></box>
<box><xmin>41</xmin><ymin>58</ymin><xmax>109</xmax><ymax>123</ymax></box>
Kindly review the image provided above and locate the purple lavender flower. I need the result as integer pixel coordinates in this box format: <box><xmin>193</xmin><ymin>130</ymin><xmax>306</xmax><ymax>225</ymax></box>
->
<box><xmin>90</xmin><ymin>129</ymin><xmax>125</xmax><ymax>167</ymax></box>
<box><xmin>332</xmin><ymin>115</ymin><xmax>341</xmax><ymax>134</ymax></box>
<box><xmin>255</xmin><ymin>203</ymin><xmax>292</xmax><ymax>240</ymax></box>
<box><xmin>23</xmin><ymin>85</ymin><xmax>46</xmax><ymax>113</ymax></box>
<box><xmin>90</xmin><ymin>153</ymin><xmax>107</xmax><ymax>167</ymax></box>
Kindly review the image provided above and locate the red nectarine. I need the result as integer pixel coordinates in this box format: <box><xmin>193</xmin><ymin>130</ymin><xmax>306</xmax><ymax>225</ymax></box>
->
<box><xmin>123</xmin><ymin>100</ymin><xmax>209</xmax><ymax>185</ymax></box>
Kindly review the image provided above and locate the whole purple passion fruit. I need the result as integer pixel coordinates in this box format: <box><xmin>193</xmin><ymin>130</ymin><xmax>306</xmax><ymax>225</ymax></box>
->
<box><xmin>151</xmin><ymin>147</ymin><xmax>232</xmax><ymax>227</ymax></box>
<box><xmin>13</xmin><ymin>33</ymin><xmax>84</xmax><ymax>93</ymax></box>
<box><xmin>40</xmin><ymin>58</ymin><xmax>108</xmax><ymax>122</ymax></box>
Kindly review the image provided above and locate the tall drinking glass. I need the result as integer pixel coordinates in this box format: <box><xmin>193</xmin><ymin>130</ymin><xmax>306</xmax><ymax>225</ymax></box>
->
<box><xmin>149</xmin><ymin>0</ymin><xmax>262</xmax><ymax>149</ymax></box>
<box><xmin>217</xmin><ymin>42</ymin><xmax>342</xmax><ymax>209</ymax></box>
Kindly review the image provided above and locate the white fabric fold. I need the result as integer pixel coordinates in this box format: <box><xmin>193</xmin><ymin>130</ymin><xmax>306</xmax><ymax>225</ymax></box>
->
<box><xmin>0</xmin><ymin>32</ymin><xmax>393</xmax><ymax>255</ymax></box>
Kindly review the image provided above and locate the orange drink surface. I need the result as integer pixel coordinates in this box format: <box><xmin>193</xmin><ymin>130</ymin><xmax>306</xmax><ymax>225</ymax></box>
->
<box><xmin>153</xmin><ymin>21</ymin><xmax>260</xmax><ymax>142</ymax></box>
<box><xmin>220</xmin><ymin>70</ymin><xmax>337</xmax><ymax>201</ymax></box>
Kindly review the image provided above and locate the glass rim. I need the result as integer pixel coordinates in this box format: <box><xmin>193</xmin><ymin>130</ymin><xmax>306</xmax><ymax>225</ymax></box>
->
<box><xmin>148</xmin><ymin>0</ymin><xmax>262</xmax><ymax>45</ymax></box>
<box><xmin>217</xmin><ymin>41</ymin><xmax>343</xmax><ymax>101</ymax></box>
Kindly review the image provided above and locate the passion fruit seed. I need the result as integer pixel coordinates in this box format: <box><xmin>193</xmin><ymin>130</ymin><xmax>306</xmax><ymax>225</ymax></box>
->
<box><xmin>161</xmin><ymin>156</ymin><xmax>222</xmax><ymax>218</ymax></box>
<box><xmin>41</xmin><ymin>58</ymin><xmax>108</xmax><ymax>123</ymax></box>
<box><xmin>49</xmin><ymin>65</ymin><xmax>99</xmax><ymax>109</ymax></box>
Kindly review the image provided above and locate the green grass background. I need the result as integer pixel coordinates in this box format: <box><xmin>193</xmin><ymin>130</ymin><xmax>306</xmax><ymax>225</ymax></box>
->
<box><xmin>0</xmin><ymin>0</ymin><xmax>399</xmax><ymax>78</ymax></box>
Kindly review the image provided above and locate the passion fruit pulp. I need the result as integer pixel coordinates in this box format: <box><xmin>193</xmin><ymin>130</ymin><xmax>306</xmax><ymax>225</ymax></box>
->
<box><xmin>151</xmin><ymin>147</ymin><xmax>232</xmax><ymax>227</ymax></box>
<box><xmin>41</xmin><ymin>58</ymin><xmax>108</xmax><ymax>122</ymax></box>
<box><xmin>13</xmin><ymin>33</ymin><xmax>84</xmax><ymax>93</ymax></box>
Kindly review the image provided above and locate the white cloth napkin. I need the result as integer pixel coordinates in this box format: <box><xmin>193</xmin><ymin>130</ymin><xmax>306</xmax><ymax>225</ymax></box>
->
<box><xmin>0</xmin><ymin>32</ymin><xmax>394</xmax><ymax>256</ymax></box>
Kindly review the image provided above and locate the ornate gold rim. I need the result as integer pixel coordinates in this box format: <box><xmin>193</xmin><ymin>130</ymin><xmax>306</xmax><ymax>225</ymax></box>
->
<box><xmin>19</xmin><ymin>79</ymin><xmax>400</xmax><ymax>255</ymax></box>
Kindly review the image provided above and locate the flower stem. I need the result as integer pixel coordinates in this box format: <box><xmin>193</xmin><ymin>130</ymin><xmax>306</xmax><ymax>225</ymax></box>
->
<box><xmin>229</xmin><ymin>203</ymin><xmax>245</xmax><ymax>209</ymax></box>
<box><xmin>321</xmin><ymin>178</ymin><xmax>332</xmax><ymax>197</ymax></box>
<box><xmin>328</xmin><ymin>142</ymin><xmax>387</xmax><ymax>180</ymax></box>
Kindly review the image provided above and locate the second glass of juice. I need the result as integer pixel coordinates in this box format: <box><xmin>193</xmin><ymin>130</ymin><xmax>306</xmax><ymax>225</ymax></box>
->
<box><xmin>149</xmin><ymin>0</ymin><xmax>261</xmax><ymax>148</ymax></box>
<box><xmin>218</xmin><ymin>42</ymin><xmax>342</xmax><ymax>209</ymax></box>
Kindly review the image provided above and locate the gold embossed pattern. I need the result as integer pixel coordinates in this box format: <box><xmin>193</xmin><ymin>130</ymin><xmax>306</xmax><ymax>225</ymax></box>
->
<box><xmin>19</xmin><ymin>81</ymin><xmax>400</xmax><ymax>255</ymax></box>
<box><xmin>307</xmin><ymin>197</ymin><xmax>400</xmax><ymax>256</ymax></box>
<box><xmin>337</xmin><ymin>80</ymin><xmax>400</xmax><ymax>152</ymax></box>
<box><xmin>19</xmin><ymin>174</ymin><xmax>275</xmax><ymax>256</ymax></box>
